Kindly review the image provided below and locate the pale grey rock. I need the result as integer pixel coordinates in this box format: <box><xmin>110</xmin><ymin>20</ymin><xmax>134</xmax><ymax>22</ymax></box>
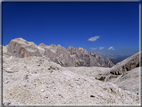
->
<box><xmin>67</xmin><ymin>47</ymin><xmax>114</xmax><ymax>67</ymax></box>
<box><xmin>38</xmin><ymin>43</ymin><xmax>47</xmax><ymax>47</ymax></box>
<box><xmin>110</xmin><ymin>51</ymin><xmax>141</xmax><ymax>75</ymax></box>
<box><xmin>6</xmin><ymin>38</ymin><xmax>42</xmax><ymax>58</ymax></box>
<box><xmin>2</xmin><ymin>55</ymin><xmax>140</xmax><ymax>105</ymax></box>
<box><xmin>54</xmin><ymin>45</ymin><xmax>74</xmax><ymax>66</ymax></box>
<box><xmin>5</xmin><ymin>38</ymin><xmax>114</xmax><ymax>67</ymax></box>
<box><xmin>66</xmin><ymin>66</ymin><xmax>140</xmax><ymax>96</ymax></box>
<box><xmin>78</xmin><ymin>47</ymin><xmax>88</xmax><ymax>54</ymax></box>
<box><xmin>90</xmin><ymin>52</ymin><xmax>114</xmax><ymax>67</ymax></box>
<box><xmin>112</xmin><ymin>67</ymin><xmax>141</xmax><ymax>95</ymax></box>
<box><xmin>44</xmin><ymin>48</ymin><xmax>55</xmax><ymax>60</ymax></box>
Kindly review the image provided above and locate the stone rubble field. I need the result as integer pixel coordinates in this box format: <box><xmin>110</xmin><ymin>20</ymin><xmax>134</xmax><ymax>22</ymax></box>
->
<box><xmin>66</xmin><ymin>66</ymin><xmax>140</xmax><ymax>95</ymax></box>
<box><xmin>2</xmin><ymin>55</ymin><xmax>140</xmax><ymax>106</ymax></box>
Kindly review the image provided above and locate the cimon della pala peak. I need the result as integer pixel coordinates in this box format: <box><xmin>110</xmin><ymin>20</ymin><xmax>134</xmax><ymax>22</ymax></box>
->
<box><xmin>3</xmin><ymin>38</ymin><xmax>114</xmax><ymax>67</ymax></box>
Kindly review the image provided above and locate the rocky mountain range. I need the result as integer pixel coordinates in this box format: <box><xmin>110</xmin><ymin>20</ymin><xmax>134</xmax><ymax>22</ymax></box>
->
<box><xmin>3</xmin><ymin>38</ymin><xmax>114</xmax><ymax>67</ymax></box>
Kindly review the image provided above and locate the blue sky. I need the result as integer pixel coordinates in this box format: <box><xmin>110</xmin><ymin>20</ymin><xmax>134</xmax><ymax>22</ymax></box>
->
<box><xmin>3</xmin><ymin>2</ymin><xmax>139</xmax><ymax>55</ymax></box>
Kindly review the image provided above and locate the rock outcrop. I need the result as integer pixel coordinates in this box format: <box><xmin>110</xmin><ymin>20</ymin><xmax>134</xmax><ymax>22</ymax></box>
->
<box><xmin>66</xmin><ymin>65</ymin><xmax>140</xmax><ymax>95</ymax></box>
<box><xmin>67</xmin><ymin>47</ymin><xmax>114</xmax><ymax>67</ymax></box>
<box><xmin>110</xmin><ymin>51</ymin><xmax>141</xmax><ymax>75</ymax></box>
<box><xmin>4</xmin><ymin>38</ymin><xmax>114</xmax><ymax>67</ymax></box>
<box><xmin>90</xmin><ymin>52</ymin><xmax>114</xmax><ymax>67</ymax></box>
<box><xmin>6</xmin><ymin>38</ymin><xmax>42</xmax><ymax>58</ymax></box>
<box><xmin>113</xmin><ymin>67</ymin><xmax>140</xmax><ymax>95</ymax></box>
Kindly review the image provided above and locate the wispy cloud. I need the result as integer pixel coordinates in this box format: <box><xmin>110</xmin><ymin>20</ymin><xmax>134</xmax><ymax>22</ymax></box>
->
<box><xmin>88</xmin><ymin>36</ymin><xmax>100</xmax><ymax>42</ymax></box>
<box><xmin>90</xmin><ymin>47</ymin><xmax>97</xmax><ymax>50</ymax></box>
<box><xmin>100</xmin><ymin>47</ymin><xmax>104</xmax><ymax>50</ymax></box>
<box><xmin>108</xmin><ymin>46</ymin><xmax>115</xmax><ymax>50</ymax></box>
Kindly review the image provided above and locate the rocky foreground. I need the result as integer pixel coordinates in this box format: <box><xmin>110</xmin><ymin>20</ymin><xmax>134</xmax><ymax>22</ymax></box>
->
<box><xmin>2</xmin><ymin>54</ymin><xmax>141</xmax><ymax>106</ymax></box>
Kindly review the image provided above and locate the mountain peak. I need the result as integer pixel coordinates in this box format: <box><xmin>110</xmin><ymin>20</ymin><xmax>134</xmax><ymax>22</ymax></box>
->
<box><xmin>4</xmin><ymin>38</ymin><xmax>114</xmax><ymax>67</ymax></box>
<box><xmin>50</xmin><ymin>44</ymin><xmax>56</xmax><ymax>47</ymax></box>
<box><xmin>78</xmin><ymin>47</ymin><xmax>88</xmax><ymax>54</ymax></box>
<box><xmin>39</xmin><ymin>43</ymin><xmax>46</xmax><ymax>47</ymax></box>
<box><xmin>57</xmin><ymin>44</ymin><xmax>61</xmax><ymax>47</ymax></box>
<box><xmin>16</xmin><ymin>38</ymin><xmax>26</xmax><ymax>42</ymax></box>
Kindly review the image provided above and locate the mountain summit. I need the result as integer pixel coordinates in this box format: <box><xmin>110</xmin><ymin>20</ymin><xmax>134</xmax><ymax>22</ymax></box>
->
<box><xmin>4</xmin><ymin>38</ymin><xmax>114</xmax><ymax>67</ymax></box>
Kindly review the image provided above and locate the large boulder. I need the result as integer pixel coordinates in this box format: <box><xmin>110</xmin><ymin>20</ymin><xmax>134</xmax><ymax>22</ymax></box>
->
<box><xmin>113</xmin><ymin>67</ymin><xmax>140</xmax><ymax>95</ymax></box>
<box><xmin>110</xmin><ymin>51</ymin><xmax>141</xmax><ymax>75</ymax></box>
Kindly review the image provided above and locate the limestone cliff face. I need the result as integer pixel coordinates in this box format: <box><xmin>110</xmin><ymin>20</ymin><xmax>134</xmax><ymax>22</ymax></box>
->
<box><xmin>67</xmin><ymin>47</ymin><xmax>114</xmax><ymax>67</ymax></box>
<box><xmin>5</xmin><ymin>38</ymin><xmax>114</xmax><ymax>67</ymax></box>
<box><xmin>78</xmin><ymin>47</ymin><xmax>88</xmax><ymax>54</ymax></box>
<box><xmin>90</xmin><ymin>52</ymin><xmax>114</xmax><ymax>67</ymax></box>
<box><xmin>53</xmin><ymin>45</ymin><xmax>76</xmax><ymax>67</ymax></box>
<box><xmin>67</xmin><ymin>46</ymin><xmax>91</xmax><ymax>67</ymax></box>
<box><xmin>6</xmin><ymin>38</ymin><xmax>42</xmax><ymax>58</ymax></box>
<box><xmin>110</xmin><ymin>51</ymin><xmax>141</xmax><ymax>75</ymax></box>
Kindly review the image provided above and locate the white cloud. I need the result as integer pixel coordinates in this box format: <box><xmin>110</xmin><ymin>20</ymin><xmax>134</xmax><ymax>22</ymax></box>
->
<box><xmin>100</xmin><ymin>47</ymin><xmax>104</xmax><ymax>50</ymax></box>
<box><xmin>90</xmin><ymin>47</ymin><xmax>97</xmax><ymax>50</ymax></box>
<box><xmin>88</xmin><ymin>36</ymin><xmax>100</xmax><ymax>42</ymax></box>
<box><xmin>108</xmin><ymin>46</ymin><xmax>115</xmax><ymax>50</ymax></box>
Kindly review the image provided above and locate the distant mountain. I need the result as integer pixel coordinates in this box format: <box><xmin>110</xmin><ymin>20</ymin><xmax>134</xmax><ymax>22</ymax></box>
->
<box><xmin>109</xmin><ymin>59</ymin><xmax>117</xmax><ymax>64</ymax></box>
<box><xmin>95</xmin><ymin>52</ymin><xmax>132</xmax><ymax>63</ymax></box>
<box><xmin>95</xmin><ymin>52</ymin><xmax>115</xmax><ymax>58</ymax></box>
<box><xmin>3</xmin><ymin>38</ymin><xmax>114</xmax><ymax>67</ymax></box>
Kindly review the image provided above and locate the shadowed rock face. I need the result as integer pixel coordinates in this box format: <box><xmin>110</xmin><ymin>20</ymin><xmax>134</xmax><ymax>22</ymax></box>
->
<box><xmin>110</xmin><ymin>51</ymin><xmax>141</xmax><ymax>75</ymax></box>
<box><xmin>53</xmin><ymin>45</ymin><xmax>76</xmax><ymax>67</ymax></box>
<box><xmin>5</xmin><ymin>38</ymin><xmax>114</xmax><ymax>67</ymax></box>
<box><xmin>67</xmin><ymin>47</ymin><xmax>114</xmax><ymax>67</ymax></box>
<box><xmin>90</xmin><ymin>52</ymin><xmax>114</xmax><ymax>67</ymax></box>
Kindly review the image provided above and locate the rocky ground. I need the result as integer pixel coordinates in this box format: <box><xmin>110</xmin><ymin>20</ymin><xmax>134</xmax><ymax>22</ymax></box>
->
<box><xmin>2</xmin><ymin>55</ymin><xmax>141</xmax><ymax>106</ymax></box>
<box><xmin>66</xmin><ymin>66</ymin><xmax>141</xmax><ymax>95</ymax></box>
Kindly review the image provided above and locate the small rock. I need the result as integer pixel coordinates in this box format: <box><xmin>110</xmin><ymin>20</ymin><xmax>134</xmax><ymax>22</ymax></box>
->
<box><xmin>24</xmin><ymin>75</ymin><xmax>28</xmax><ymax>79</ymax></box>
<box><xmin>45</xmin><ymin>96</ymin><xmax>48</xmax><ymax>98</ymax></box>
<box><xmin>41</xmin><ymin>89</ymin><xmax>45</xmax><ymax>92</ymax></box>
<box><xmin>58</xmin><ymin>94</ymin><xmax>63</xmax><ymax>98</ymax></box>
<box><xmin>90</xmin><ymin>95</ymin><xmax>95</xmax><ymax>97</ymax></box>
<box><xmin>5</xmin><ymin>80</ymin><xmax>9</xmax><ymax>84</ymax></box>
